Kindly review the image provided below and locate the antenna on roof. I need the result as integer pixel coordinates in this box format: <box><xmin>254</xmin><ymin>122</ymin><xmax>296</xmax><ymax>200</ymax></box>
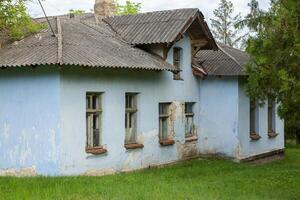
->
<box><xmin>37</xmin><ymin>0</ymin><xmax>56</xmax><ymax>37</ymax></box>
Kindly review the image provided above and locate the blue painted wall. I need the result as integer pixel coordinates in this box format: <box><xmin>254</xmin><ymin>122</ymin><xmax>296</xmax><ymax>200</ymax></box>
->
<box><xmin>0</xmin><ymin>34</ymin><xmax>285</xmax><ymax>176</ymax></box>
<box><xmin>59</xmin><ymin>34</ymin><xmax>203</xmax><ymax>175</ymax></box>
<box><xmin>237</xmin><ymin>79</ymin><xmax>284</xmax><ymax>159</ymax></box>
<box><xmin>198</xmin><ymin>77</ymin><xmax>240</xmax><ymax>158</ymax></box>
<box><xmin>0</xmin><ymin>68</ymin><xmax>61</xmax><ymax>175</ymax></box>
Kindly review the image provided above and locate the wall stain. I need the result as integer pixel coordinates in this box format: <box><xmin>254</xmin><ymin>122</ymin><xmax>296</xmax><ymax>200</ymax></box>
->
<box><xmin>0</xmin><ymin>166</ymin><xmax>37</xmax><ymax>177</ymax></box>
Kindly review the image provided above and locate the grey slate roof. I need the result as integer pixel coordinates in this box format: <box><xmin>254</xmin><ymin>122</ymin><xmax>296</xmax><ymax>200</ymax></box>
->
<box><xmin>0</xmin><ymin>14</ymin><xmax>175</xmax><ymax>71</ymax></box>
<box><xmin>194</xmin><ymin>43</ymin><xmax>250</xmax><ymax>76</ymax></box>
<box><xmin>103</xmin><ymin>8</ymin><xmax>215</xmax><ymax>47</ymax></box>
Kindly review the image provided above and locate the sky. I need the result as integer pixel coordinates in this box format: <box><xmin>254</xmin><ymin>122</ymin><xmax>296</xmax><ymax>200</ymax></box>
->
<box><xmin>28</xmin><ymin>0</ymin><xmax>271</xmax><ymax>21</ymax></box>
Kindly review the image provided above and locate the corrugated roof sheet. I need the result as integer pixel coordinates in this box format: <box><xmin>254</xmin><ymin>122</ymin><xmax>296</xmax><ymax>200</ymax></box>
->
<box><xmin>103</xmin><ymin>8</ymin><xmax>210</xmax><ymax>45</ymax></box>
<box><xmin>0</xmin><ymin>15</ymin><xmax>175</xmax><ymax>71</ymax></box>
<box><xmin>195</xmin><ymin>43</ymin><xmax>250</xmax><ymax>76</ymax></box>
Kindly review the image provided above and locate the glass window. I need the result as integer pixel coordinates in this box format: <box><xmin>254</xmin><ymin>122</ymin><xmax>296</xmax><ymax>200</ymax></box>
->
<box><xmin>268</xmin><ymin>99</ymin><xmax>276</xmax><ymax>133</ymax></box>
<box><xmin>125</xmin><ymin>93</ymin><xmax>138</xmax><ymax>144</ymax></box>
<box><xmin>86</xmin><ymin>93</ymin><xmax>102</xmax><ymax>148</ymax></box>
<box><xmin>173</xmin><ymin>47</ymin><xmax>182</xmax><ymax>80</ymax></box>
<box><xmin>250</xmin><ymin>99</ymin><xmax>259</xmax><ymax>134</ymax></box>
<box><xmin>185</xmin><ymin>102</ymin><xmax>195</xmax><ymax>137</ymax></box>
<box><xmin>159</xmin><ymin>103</ymin><xmax>171</xmax><ymax>140</ymax></box>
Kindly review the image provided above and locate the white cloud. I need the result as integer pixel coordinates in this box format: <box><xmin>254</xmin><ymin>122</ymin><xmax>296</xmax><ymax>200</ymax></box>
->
<box><xmin>28</xmin><ymin>0</ymin><xmax>271</xmax><ymax>21</ymax></box>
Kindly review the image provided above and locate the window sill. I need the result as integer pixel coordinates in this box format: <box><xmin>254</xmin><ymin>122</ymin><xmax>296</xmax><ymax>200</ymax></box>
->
<box><xmin>124</xmin><ymin>143</ymin><xmax>144</xmax><ymax>150</ymax></box>
<box><xmin>159</xmin><ymin>139</ymin><xmax>175</xmax><ymax>146</ymax></box>
<box><xmin>185</xmin><ymin>136</ymin><xmax>198</xmax><ymax>143</ymax></box>
<box><xmin>268</xmin><ymin>131</ymin><xmax>279</xmax><ymax>139</ymax></box>
<box><xmin>86</xmin><ymin>147</ymin><xmax>107</xmax><ymax>155</ymax></box>
<box><xmin>250</xmin><ymin>133</ymin><xmax>261</xmax><ymax>141</ymax></box>
<box><xmin>173</xmin><ymin>78</ymin><xmax>184</xmax><ymax>81</ymax></box>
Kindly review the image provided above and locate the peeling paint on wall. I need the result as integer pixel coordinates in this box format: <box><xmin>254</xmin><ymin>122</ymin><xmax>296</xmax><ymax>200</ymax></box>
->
<box><xmin>84</xmin><ymin>169</ymin><xmax>116</xmax><ymax>176</ymax></box>
<box><xmin>177</xmin><ymin>141</ymin><xmax>198</xmax><ymax>159</ymax></box>
<box><xmin>0</xmin><ymin>166</ymin><xmax>37</xmax><ymax>177</ymax></box>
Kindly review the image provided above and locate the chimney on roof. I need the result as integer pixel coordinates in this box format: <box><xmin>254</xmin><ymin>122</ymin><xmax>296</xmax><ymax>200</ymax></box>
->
<box><xmin>94</xmin><ymin>0</ymin><xmax>116</xmax><ymax>17</ymax></box>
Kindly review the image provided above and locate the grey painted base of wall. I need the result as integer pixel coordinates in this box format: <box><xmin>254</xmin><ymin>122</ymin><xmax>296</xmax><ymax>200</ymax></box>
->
<box><xmin>0</xmin><ymin>150</ymin><xmax>285</xmax><ymax>177</ymax></box>
<box><xmin>239</xmin><ymin>149</ymin><xmax>285</xmax><ymax>163</ymax></box>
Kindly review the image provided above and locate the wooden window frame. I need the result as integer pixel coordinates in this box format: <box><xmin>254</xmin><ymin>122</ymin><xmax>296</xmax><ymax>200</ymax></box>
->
<box><xmin>268</xmin><ymin>99</ymin><xmax>278</xmax><ymax>138</ymax></box>
<box><xmin>250</xmin><ymin>99</ymin><xmax>261</xmax><ymax>141</ymax></box>
<box><xmin>173</xmin><ymin>47</ymin><xmax>183</xmax><ymax>80</ymax></box>
<box><xmin>159</xmin><ymin>103</ymin><xmax>174</xmax><ymax>146</ymax></box>
<box><xmin>86</xmin><ymin>92</ymin><xmax>106</xmax><ymax>154</ymax></box>
<box><xmin>185</xmin><ymin>102</ymin><xmax>197</xmax><ymax>140</ymax></box>
<box><xmin>125</xmin><ymin>93</ymin><xmax>143</xmax><ymax>149</ymax></box>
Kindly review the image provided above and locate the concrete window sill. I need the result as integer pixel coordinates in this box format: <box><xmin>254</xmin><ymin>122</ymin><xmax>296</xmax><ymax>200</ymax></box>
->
<box><xmin>86</xmin><ymin>147</ymin><xmax>107</xmax><ymax>155</ymax></box>
<box><xmin>268</xmin><ymin>131</ymin><xmax>279</xmax><ymax>139</ymax></box>
<box><xmin>125</xmin><ymin>143</ymin><xmax>144</xmax><ymax>150</ymax></box>
<box><xmin>250</xmin><ymin>133</ymin><xmax>261</xmax><ymax>141</ymax></box>
<box><xmin>159</xmin><ymin>139</ymin><xmax>175</xmax><ymax>146</ymax></box>
<box><xmin>185</xmin><ymin>136</ymin><xmax>198</xmax><ymax>143</ymax></box>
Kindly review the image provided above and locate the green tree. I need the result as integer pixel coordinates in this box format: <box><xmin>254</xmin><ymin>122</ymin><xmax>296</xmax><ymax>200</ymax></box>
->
<box><xmin>245</xmin><ymin>0</ymin><xmax>300</xmax><ymax>143</ymax></box>
<box><xmin>115</xmin><ymin>0</ymin><xmax>141</xmax><ymax>15</ymax></box>
<box><xmin>69</xmin><ymin>9</ymin><xmax>85</xmax><ymax>15</ymax></box>
<box><xmin>210</xmin><ymin>0</ymin><xmax>244</xmax><ymax>48</ymax></box>
<box><xmin>0</xmin><ymin>0</ymin><xmax>44</xmax><ymax>43</ymax></box>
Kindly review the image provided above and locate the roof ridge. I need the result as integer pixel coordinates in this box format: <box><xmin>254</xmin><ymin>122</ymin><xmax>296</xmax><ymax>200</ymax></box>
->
<box><xmin>79</xmin><ymin>19</ymin><xmax>130</xmax><ymax>46</ymax></box>
<box><xmin>217</xmin><ymin>44</ymin><xmax>243</xmax><ymax>69</ymax></box>
<box><xmin>105</xmin><ymin>8</ymin><xmax>199</xmax><ymax>19</ymax></box>
<box><xmin>56</xmin><ymin>17</ymin><xmax>63</xmax><ymax>65</ymax></box>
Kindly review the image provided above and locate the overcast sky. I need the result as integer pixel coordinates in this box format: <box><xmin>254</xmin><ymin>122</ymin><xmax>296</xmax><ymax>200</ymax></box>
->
<box><xmin>28</xmin><ymin>0</ymin><xmax>271</xmax><ymax>21</ymax></box>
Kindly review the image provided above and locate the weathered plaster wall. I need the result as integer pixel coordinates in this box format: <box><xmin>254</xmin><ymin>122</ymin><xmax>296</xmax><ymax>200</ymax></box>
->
<box><xmin>59</xmin><ymin>34</ymin><xmax>203</xmax><ymax>175</ymax></box>
<box><xmin>237</xmin><ymin>79</ymin><xmax>284</xmax><ymax>159</ymax></box>
<box><xmin>198</xmin><ymin>77</ymin><xmax>240</xmax><ymax>158</ymax></box>
<box><xmin>0</xmin><ymin>34</ymin><xmax>285</xmax><ymax>176</ymax></box>
<box><xmin>0</xmin><ymin>68</ymin><xmax>61</xmax><ymax>176</ymax></box>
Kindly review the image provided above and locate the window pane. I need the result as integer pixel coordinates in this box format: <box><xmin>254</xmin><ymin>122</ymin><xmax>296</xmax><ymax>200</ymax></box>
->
<box><xmin>250</xmin><ymin>99</ymin><xmax>258</xmax><ymax>134</ymax></box>
<box><xmin>126</xmin><ymin>95</ymin><xmax>130</xmax><ymax>108</ymax></box>
<box><xmin>173</xmin><ymin>48</ymin><xmax>181</xmax><ymax>64</ymax></box>
<box><xmin>125</xmin><ymin>112</ymin><xmax>128</xmax><ymax>128</ymax></box>
<box><xmin>268</xmin><ymin>100</ymin><xmax>275</xmax><ymax>132</ymax></box>
<box><xmin>93</xmin><ymin>129</ymin><xmax>100</xmax><ymax>147</ymax></box>
<box><xmin>186</xmin><ymin>117</ymin><xmax>194</xmax><ymax>136</ymax></box>
<box><xmin>125</xmin><ymin>94</ymin><xmax>138</xmax><ymax>144</ymax></box>
<box><xmin>86</xmin><ymin>96</ymin><xmax>90</xmax><ymax>109</ymax></box>
<box><xmin>92</xmin><ymin>95</ymin><xmax>98</xmax><ymax>109</ymax></box>
<box><xmin>86</xmin><ymin>113</ymin><xmax>93</xmax><ymax>147</ymax></box>
<box><xmin>161</xmin><ymin>118</ymin><xmax>168</xmax><ymax>139</ymax></box>
<box><xmin>159</xmin><ymin>103</ymin><xmax>169</xmax><ymax>115</ymax></box>
<box><xmin>185</xmin><ymin>103</ymin><xmax>194</xmax><ymax>114</ymax></box>
<box><xmin>268</xmin><ymin>102</ymin><xmax>273</xmax><ymax>131</ymax></box>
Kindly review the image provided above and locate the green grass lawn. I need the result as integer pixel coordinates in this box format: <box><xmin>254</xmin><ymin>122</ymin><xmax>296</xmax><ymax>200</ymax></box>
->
<box><xmin>1</xmin><ymin>148</ymin><xmax>300</xmax><ymax>200</ymax></box>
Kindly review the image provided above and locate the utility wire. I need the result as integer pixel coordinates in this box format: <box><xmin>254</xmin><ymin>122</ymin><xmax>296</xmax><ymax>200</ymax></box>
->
<box><xmin>37</xmin><ymin>0</ymin><xmax>56</xmax><ymax>37</ymax></box>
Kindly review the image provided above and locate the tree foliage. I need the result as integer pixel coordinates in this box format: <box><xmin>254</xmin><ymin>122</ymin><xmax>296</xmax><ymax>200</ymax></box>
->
<box><xmin>115</xmin><ymin>0</ymin><xmax>141</xmax><ymax>15</ymax></box>
<box><xmin>245</xmin><ymin>0</ymin><xmax>300</xmax><ymax>143</ymax></box>
<box><xmin>210</xmin><ymin>0</ymin><xmax>244</xmax><ymax>48</ymax></box>
<box><xmin>0</xmin><ymin>0</ymin><xmax>45</xmax><ymax>43</ymax></box>
<box><xmin>69</xmin><ymin>9</ymin><xmax>85</xmax><ymax>15</ymax></box>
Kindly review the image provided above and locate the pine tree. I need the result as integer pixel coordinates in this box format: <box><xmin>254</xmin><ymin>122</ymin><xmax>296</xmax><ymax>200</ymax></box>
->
<box><xmin>210</xmin><ymin>0</ymin><xmax>243</xmax><ymax>48</ymax></box>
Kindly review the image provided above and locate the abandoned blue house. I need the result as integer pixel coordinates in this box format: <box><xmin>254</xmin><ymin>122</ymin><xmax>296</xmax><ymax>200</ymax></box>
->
<box><xmin>0</xmin><ymin>0</ymin><xmax>284</xmax><ymax>176</ymax></box>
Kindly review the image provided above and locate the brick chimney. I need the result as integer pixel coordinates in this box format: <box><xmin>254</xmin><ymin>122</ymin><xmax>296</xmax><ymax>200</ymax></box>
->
<box><xmin>94</xmin><ymin>0</ymin><xmax>116</xmax><ymax>17</ymax></box>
